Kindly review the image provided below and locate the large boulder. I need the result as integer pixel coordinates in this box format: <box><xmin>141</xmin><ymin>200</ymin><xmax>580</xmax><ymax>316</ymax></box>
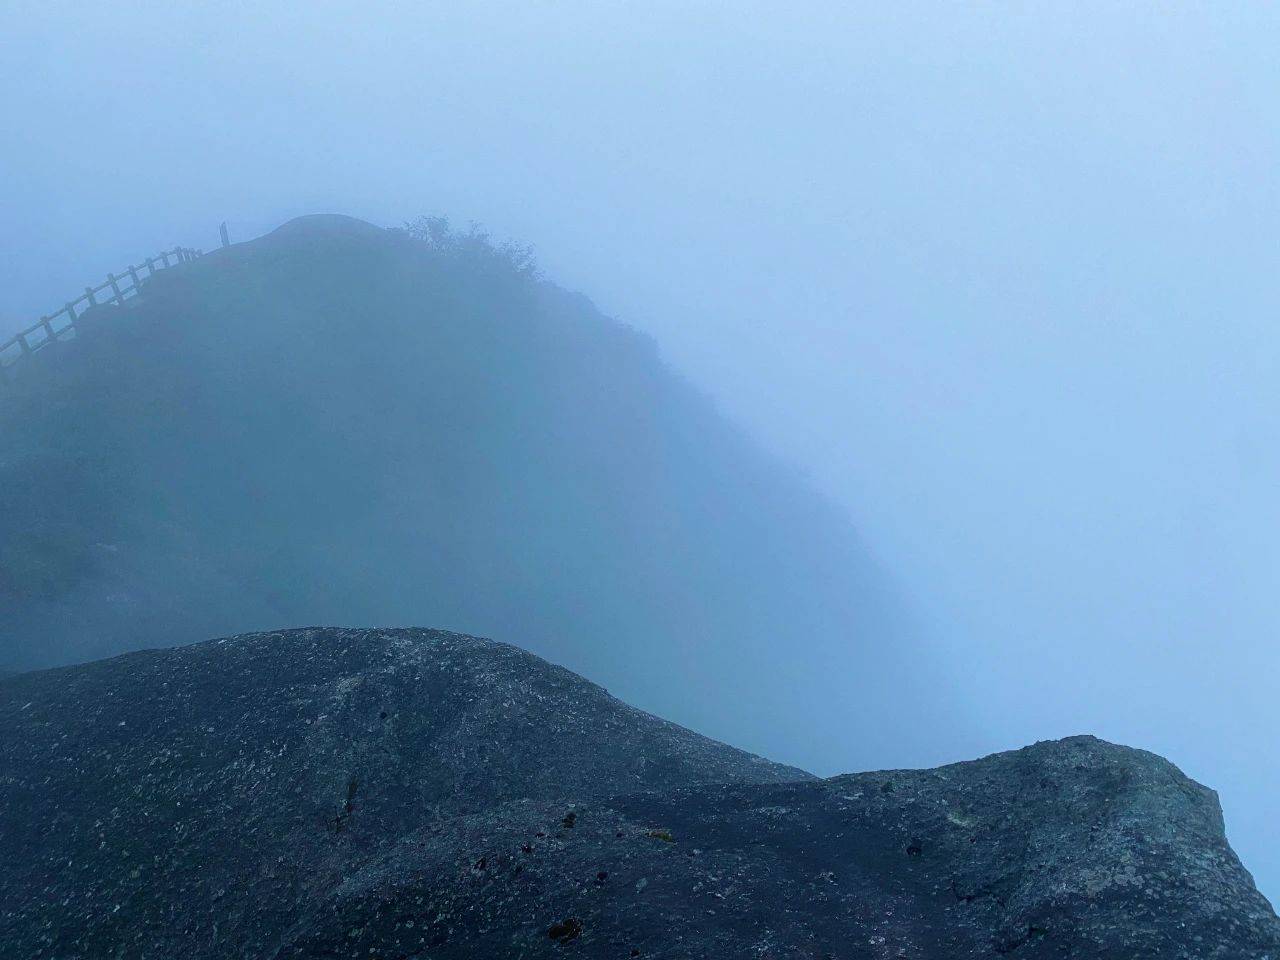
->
<box><xmin>1</xmin><ymin>627</ymin><xmax>1274</xmax><ymax>958</ymax></box>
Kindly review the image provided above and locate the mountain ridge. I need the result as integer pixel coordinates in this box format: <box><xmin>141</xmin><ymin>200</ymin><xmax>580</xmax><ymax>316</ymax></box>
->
<box><xmin>0</xmin><ymin>214</ymin><xmax>948</xmax><ymax>774</ymax></box>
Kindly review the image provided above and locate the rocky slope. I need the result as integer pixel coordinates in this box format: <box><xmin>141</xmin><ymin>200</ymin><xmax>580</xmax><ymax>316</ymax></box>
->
<box><xmin>1</xmin><ymin>627</ymin><xmax>1275</xmax><ymax>958</ymax></box>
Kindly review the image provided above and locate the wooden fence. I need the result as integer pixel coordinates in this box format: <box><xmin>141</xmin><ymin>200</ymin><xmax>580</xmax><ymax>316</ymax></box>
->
<box><xmin>0</xmin><ymin>246</ymin><xmax>203</xmax><ymax>386</ymax></box>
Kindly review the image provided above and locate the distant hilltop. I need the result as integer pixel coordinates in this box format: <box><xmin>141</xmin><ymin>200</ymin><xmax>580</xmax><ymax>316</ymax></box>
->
<box><xmin>1</xmin><ymin>626</ymin><xmax>1276</xmax><ymax>958</ymax></box>
<box><xmin>0</xmin><ymin>213</ymin><xmax>949</xmax><ymax>775</ymax></box>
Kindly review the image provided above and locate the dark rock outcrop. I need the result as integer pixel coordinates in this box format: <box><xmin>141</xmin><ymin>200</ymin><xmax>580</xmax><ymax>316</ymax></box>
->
<box><xmin>1</xmin><ymin>627</ymin><xmax>1276</xmax><ymax>958</ymax></box>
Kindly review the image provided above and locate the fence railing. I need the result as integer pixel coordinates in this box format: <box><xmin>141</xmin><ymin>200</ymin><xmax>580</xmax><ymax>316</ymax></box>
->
<box><xmin>0</xmin><ymin>246</ymin><xmax>203</xmax><ymax>386</ymax></box>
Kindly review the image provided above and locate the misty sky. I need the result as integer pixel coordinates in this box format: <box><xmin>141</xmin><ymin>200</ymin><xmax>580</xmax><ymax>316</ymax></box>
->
<box><xmin>3</xmin><ymin>3</ymin><xmax>1277</xmax><ymax>896</ymax></box>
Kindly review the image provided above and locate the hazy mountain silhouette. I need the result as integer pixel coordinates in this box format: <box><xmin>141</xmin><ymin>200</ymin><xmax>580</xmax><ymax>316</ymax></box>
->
<box><xmin>0</xmin><ymin>214</ymin><xmax>947</xmax><ymax>768</ymax></box>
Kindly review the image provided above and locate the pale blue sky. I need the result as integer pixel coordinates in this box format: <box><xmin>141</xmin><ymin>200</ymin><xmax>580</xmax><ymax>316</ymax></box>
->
<box><xmin>3</xmin><ymin>2</ymin><xmax>1277</xmax><ymax>897</ymax></box>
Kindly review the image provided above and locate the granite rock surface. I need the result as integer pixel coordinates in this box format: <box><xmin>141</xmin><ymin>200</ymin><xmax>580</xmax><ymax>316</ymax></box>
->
<box><xmin>1</xmin><ymin>627</ymin><xmax>1275</xmax><ymax>958</ymax></box>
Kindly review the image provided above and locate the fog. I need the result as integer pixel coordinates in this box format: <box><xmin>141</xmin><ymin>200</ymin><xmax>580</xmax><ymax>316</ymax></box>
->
<box><xmin>3</xmin><ymin>3</ymin><xmax>1277</xmax><ymax>898</ymax></box>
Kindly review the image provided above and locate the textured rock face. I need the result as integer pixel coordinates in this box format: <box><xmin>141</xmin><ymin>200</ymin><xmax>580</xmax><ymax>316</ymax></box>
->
<box><xmin>1</xmin><ymin>627</ymin><xmax>1276</xmax><ymax>959</ymax></box>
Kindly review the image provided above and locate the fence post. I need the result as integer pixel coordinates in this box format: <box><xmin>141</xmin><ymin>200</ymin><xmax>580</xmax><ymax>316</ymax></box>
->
<box><xmin>1</xmin><ymin>244</ymin><xmax>198</xmax><ymax>390</ymax></box>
